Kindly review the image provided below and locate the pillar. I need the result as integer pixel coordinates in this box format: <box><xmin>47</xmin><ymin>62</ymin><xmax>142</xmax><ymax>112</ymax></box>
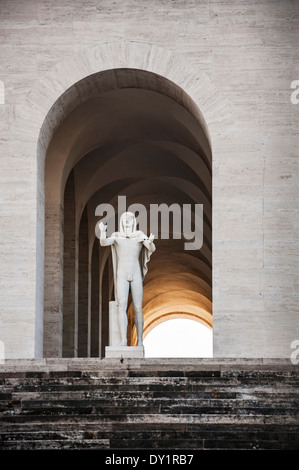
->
<box><xmin>62</xmin><ymin>171</ymin><xmax>76</xmax><ymax>357</ymax></box>
<box><xmin>78</xmin><ymin>207</ymin><xmax>89</xmax><ymax>357</ymax></box>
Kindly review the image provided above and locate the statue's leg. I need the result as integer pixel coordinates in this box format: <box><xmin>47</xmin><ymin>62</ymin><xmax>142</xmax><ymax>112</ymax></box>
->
<box><xmin>131</xmin><ymin>275</ymin><xmax>144</xmax><ymax>346</ymax></box>
<box><xmin>116</xmin><ymin>276</ymin><xmax>130</xmax><ymax>346</ymax></box>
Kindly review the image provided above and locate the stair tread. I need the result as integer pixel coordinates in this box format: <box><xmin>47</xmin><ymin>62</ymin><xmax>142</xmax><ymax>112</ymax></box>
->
<box><xmin>1</xmin><ymin>438</ymin><xmax>298</xmax><ymax>450</ymax></box>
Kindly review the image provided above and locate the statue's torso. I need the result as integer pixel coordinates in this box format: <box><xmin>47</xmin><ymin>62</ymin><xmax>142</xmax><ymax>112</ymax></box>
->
<box><xmin>114</xmin><ymin>237</ymin><xmax>143</xmax><ymax>280</ymax></box>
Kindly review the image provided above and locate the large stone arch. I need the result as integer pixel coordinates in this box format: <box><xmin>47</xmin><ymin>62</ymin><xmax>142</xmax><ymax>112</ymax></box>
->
<box><xmin>23</xmin><ymin>41</ymin><xmax>233</xmax><ymax>357</ymax></box>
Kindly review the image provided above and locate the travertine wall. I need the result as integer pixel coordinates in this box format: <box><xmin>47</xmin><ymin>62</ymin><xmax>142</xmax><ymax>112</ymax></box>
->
<box><xmin>0</xmin><ymin>0</ymin><xmax>298</xmax><ymax>358</ymax></box>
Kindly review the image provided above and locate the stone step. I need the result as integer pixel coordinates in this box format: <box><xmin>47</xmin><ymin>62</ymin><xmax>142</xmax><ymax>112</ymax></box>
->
<box><xmin>108</xmin><ymin>438</ymin><xmax>299</xmax><ymax>450</ymax></box>
<box><xmin>0</xmin><ymin>359</ymin><xmax>298</xmax><ymax>450</ymax></box>
<box><xmin>1</xmin><ymin>412</ymin><xmax>298</xmax><ymax>427</ymax></box>
<box><xmin>1</xmin><ymin>375</ymin><xmax>298</xmax><ymax>388</ymax></box>
<box><xmin>1</xmin><ymin>395</ymin><xmax>298</xmax><ymax>409</ymax></box>
<box><xmin>2</xmin><ymin>381</ymin><xmax>289</xmax><ymax>394</ymax></box>
<box><xmin>0</xmin><ymin>368</ymin><xmax>297</xmax><ymax>378</ymax></box>
<box><xmin>1</xmin><ymin>363</ymin><xmax>297</xmax><ymax>372</ymax></box>
<box><xmin>2</xmin><ymin>426</ymin><xmax>299</xmax><ymax>441</ymax></box>
<box><xmin>0</xmin><ymin>439</ymin><xmax>110</xmax><ymax>450</ymax></box>
<box><xmin>2</xmin><ymin>390</ymin><xmax>297</xmax><ymax>402</ymax></box>
<box><xmin>1</xmin><ymin>436</ymin><xmax>298</xmax><ymax>450</ymax></box>
<box><xmin>0</xmin><ymin>362</ymin><xmax>297</xmax><ymax>376</ymax></box>
<box><xmin>1</xmin><ymin>405</ymin><xmax>298</xmax><ymax>420</ymax></box>
<box><xmin>2</xmin><ymin>421</ymin><xmax>298</xmax><ymax>435</ymax></box>
<box><xmin>0</xmin><ymin>358</ymin><xmax>295</xmax><ymax>368</ymax></box>
<box><xmin>1</xmin><ymin>379</ymin><xmax>298</xmax><ymax>393</ymax></box>
<box><xmin>0</xmin><ymin>390</ymin><xmax>238</xmax><ymax>400</ymax></box>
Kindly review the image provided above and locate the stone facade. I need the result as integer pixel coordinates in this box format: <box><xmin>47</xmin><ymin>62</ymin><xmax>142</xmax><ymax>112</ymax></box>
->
<box><xmin>0</xmin><ymin>0</ymin><xmax>298</xmax><ymax>358</ymax></box>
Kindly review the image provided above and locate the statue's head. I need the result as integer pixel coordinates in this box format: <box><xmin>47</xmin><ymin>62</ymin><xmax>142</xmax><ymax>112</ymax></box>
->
<box><xmin>120</xmin><ymin>212</ymin><xmax>136</xmax><ymax>233</ymax></box>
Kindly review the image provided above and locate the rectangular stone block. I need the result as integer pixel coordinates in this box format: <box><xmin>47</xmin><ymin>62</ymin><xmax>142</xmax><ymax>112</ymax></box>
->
<box><xmin>213</xmin><ymin>185</ymin><xmax>263</xmax><ymax>214</ymax></box>
<box><xmin>213</xmin><ymin>153</ymin><xmax>264</xmax><ymax>186</ymax></box>
<box><xmin>109</xmin><ymin>301</ymin><xmax>121</xmax><ymax>347</ymax></box>
<box><xmin>264</xmin><ymin>157</ymin><xmax>294</xmax><ymax>186</ymax></box>
<box><xmin>105</xmin><ymin>346</ymin><xmax>145</xmax><ymax>359</ymax></box>
<box><xmin>213</xmin><ymin>240</ymin><xmax>264</xmax><ymax>270</ymax></box>
<box><xmin>213</xmin><ymin>210</ymin><xmax>263</xmax><ymax>242</ymax></box>
<box><xmin>263</xmin><ymin>209</ymin><xmax>296</xmax><ymax>240</ymax></box>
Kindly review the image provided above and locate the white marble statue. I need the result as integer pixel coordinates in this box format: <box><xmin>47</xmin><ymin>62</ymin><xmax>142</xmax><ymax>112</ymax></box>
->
<box><xmin>99</xmin><ymin>212</ymin><xmax>156</xmax><ymax>347</ymax></box>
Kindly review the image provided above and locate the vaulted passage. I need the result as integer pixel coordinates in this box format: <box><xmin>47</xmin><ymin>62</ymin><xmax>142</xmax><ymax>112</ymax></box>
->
<box><xmin>42</xmin><ymin>69</ymin><xmax>212</xmax><ymax>357</ymax></box>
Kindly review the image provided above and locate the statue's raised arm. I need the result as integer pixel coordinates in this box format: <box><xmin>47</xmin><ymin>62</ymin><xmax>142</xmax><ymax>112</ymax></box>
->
<box><xmin>98</xmin><ymin>221</ymin><xmax>116</xmax><ymax>246</ymax></box>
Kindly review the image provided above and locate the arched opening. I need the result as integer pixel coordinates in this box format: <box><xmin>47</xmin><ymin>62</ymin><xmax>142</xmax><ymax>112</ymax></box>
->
<box><xmin>144</xmin><ymin>318</ymin><xmax>213</xmax><ymax>358</ymax></box>
<box><xmin>41</xmin><ymin>68</ymin><xmax>212</xmax><ymax>357</ymax></box>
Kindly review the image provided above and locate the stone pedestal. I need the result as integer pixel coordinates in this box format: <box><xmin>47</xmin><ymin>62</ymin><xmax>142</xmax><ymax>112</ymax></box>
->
<box><xmin>106</xmin><ymin>301</ymin><xmax>144</xmax><ymax>359</ymax></box>
<box><xmin>105</xmin><ymin>346</ymin><xmax>144</xmax><ymax>359</ymax></box>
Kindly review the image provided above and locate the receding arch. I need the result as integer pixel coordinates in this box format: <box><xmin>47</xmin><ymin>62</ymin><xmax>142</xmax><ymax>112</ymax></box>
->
<box><xmin>32</xmin><ymin>41</ymin><xmax>233</xmax><ymax>357</ymax></box>
<box><xmin>42</xmin><ymin>68</ymin><xmax>212</xmax><ymax>357</ymax></box>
